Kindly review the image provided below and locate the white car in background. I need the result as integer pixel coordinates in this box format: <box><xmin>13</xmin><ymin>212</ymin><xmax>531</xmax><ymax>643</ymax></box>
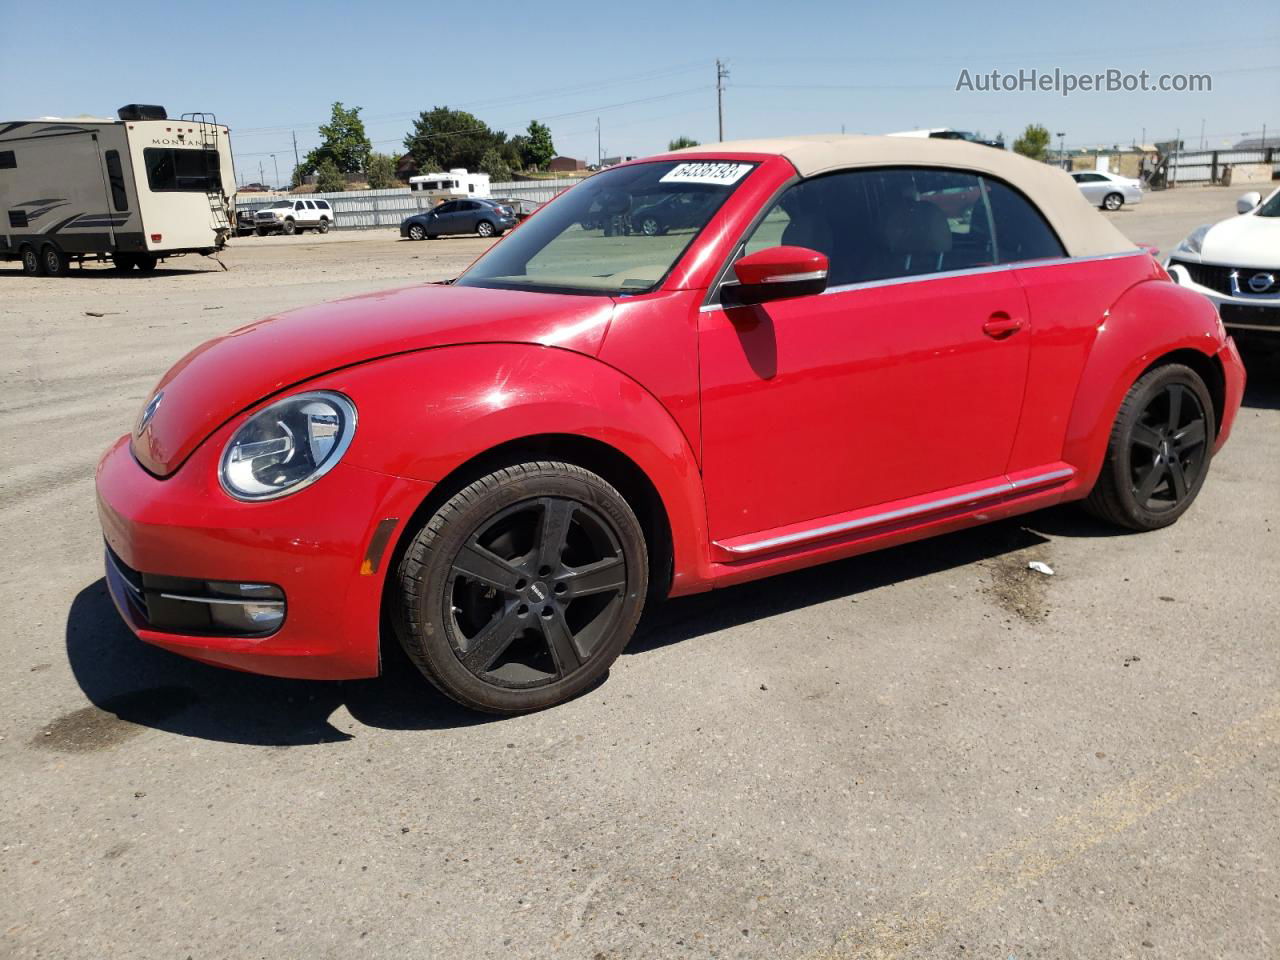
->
<box><xmin>1166</xmin><ymin>187</ymin><xmax>1280</xmax><ymax>340</ymax></box>
<box><xmin>1071</xmin><ymin>170</ymin><xmax>1144</xmax><ymax>211</ymax></box>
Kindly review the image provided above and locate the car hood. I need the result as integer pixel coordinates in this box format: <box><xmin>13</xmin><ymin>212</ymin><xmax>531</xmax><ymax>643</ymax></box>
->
<box><xmin>1200</xmin><ymin>214</ymin><xmax>1280</xmax><ymax>268</ymax></box>
<box><xmin>132</xmin><ymin>282</ymin><xmax>615</xmax><ymax>477</ymax></box>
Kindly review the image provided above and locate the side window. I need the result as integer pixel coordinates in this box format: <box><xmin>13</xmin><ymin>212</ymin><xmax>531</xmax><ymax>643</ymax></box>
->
<box><xmin>104</xmin><ymin>150</ymin><xmax>128</xmax><ymax>211</ymax></box>
<box><xmin>436</xmin><ymin>201</ymin><xmax>457</xmax><ymax>214</ymax></box>
<box><xmin>738</xmin><ymin>166</ymin><xmax>994</xmax><ymax>287</ymax></box>
<box><xmin>304</xmin><ymin>200</ymin><xmax>316</xmax><ymax>209</ymax></box>
<box><xmin>295</xmin><ymin>200</ymin><xmax>305</xmax><ymax>211</ymax></box>
<box><xmin>316</xmin><ymin>200</ymin><xmax>330</xmax><ymax>210</ymax></box>
<box><xmin>0</xmin><ymin>150</ymin><xmax>15</xmax><ymax>169</ymax></box>
<box><xmin>981</xmin><ymin>177</ymin><xmax>1065</xmax><ymax>264</ymax></box>
<box><xmin>469</xmin><ymin>183</ymin><xmax>476</xmax><ymax>193</ymax></box>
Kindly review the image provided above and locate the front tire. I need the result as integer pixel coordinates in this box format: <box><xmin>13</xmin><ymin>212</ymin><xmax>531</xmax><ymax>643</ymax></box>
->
<box><xmin>255</xmin><ymin>227</ymin><xmax>268</xmax><ymax>237</ymax></box>
<box><xmin>281</xmin><ymin>218</ymin><xmax>296</xmax><ymax>236</ymax></box>
<box><xmin>1085</xmin><ymin>363</ymin><xmax>1214</xmax><ymax>531</ymax></box>
<box><xmin>1103</xmin><ymin>192</ymin><xmax>1124</xmax><ymax>211</ymax></box>
<box><xmin>407</xmin><ymin>224</ymin><xmax>425</xmax><ymax>241</ymax></box>
<box><xmin>21</xmin><ymin>247</ymin><xmax>43</xmax><ymax>275</ymax></box>
<box><xmin>396</xmin><ymin>462</ymin><xmax>648</xmax><ymax>714</ymax></box>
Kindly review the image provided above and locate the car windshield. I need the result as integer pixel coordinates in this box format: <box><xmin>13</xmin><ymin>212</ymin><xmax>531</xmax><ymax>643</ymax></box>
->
<box><xmin>1256</xmin><ymin>190</ymin><xmax>1280</xmax><ymax>217</ymax></box>
<box><xmin>454</xmin><ymin>160</ymin><xmax>756</xmax><ymax>296</ymax></box>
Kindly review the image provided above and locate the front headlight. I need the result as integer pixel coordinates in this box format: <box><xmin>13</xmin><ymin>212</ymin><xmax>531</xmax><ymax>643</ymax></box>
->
<box><xmin>1174</xmin><ymin>224</ymin><xmax>1212</xmax><ymax>256</ymax></box>
<box><xmin>219</xmin><ymin>391</ymin><xmax>356</xmax><ymax>501</ymax></box>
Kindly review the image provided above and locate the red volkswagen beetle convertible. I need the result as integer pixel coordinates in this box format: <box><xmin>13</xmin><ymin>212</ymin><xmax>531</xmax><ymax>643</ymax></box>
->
<box><xmin>97</xmin><ymin>136</ymin><xmax>1245</xmax><ymax>713</ymax></box>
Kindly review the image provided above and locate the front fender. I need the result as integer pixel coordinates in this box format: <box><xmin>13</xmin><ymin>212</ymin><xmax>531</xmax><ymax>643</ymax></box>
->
<box><xmin>1062</xmin><ymin>278</ymin><xmax>1226</xmax><ymax>489</ymax></box>
<box><xmin>321</xmin><ymin>343</ymin><xmax>714</xmax><ymax>595</ymax></box>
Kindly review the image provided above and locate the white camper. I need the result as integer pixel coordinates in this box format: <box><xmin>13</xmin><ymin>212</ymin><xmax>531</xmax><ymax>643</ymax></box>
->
<box><xmin>0</xmin><ymin>104</ymin><xmax>234</xmax><ymax>275</ymax></box>
<box><xmin>408</xmin><ymin>168</ymin><xmax>490</xmax><ymax>203</ymax></box>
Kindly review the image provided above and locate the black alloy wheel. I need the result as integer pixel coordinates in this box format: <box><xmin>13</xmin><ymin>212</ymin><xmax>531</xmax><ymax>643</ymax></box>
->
<box><xmin>396</xmin><ymin>462</ymin><xmax>648</xmax><ymax>714</ymax></box>
<box><xmin>1086</xmin><ymin>363</ymin><xmax>1214</xmax><ymax>530</ymax></box>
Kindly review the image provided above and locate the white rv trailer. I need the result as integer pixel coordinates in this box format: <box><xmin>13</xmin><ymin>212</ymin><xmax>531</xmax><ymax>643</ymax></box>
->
<box><xmin>0</xmin><ymin>104</ymin><xmax>234</xmax><ymax>275</ymax></box>
<box><xmin>408</xmin><ymin>168</ymin><xmax>490</xmax><ymax>202</ymax></box>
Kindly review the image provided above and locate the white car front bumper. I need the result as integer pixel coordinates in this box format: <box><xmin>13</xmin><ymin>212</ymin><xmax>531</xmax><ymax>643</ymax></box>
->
<box><xmin>1166</xmin><ymin>258</ymin><xmax>1280</xmax><ymax>334</ymax></box>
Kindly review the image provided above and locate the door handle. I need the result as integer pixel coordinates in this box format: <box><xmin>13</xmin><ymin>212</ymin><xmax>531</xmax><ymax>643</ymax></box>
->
<box><xmin>982</xmin><ymin>313</ymin><xmax>1025</xmax><ymax>339</ymax></box>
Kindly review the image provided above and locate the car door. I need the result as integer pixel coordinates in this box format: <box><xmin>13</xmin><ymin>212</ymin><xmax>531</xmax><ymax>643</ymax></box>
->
<box><xmin>698</xmin><ymin>166</ymin><xmax>1032</xmax><ymax>547</ymax></box>
<box><xmin>1074</xmin><ymin>173</ymin><xmax>1106</xmax><ymax>205</ymax></box>
<box><xmin>432</xmin><ymin>201</ymin><xmax>459</xmax><ymax>234</ymax></box>
<box><xmin>459</xmin><ymin>200</ymin><xmax>482</xmax><ymax>232</ymax></box>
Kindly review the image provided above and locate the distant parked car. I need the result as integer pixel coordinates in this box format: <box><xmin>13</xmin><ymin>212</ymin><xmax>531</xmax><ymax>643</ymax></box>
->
<box><xmin>1071</xmin><ymin>170</ymin><xmax>1143</xmax><ymax>211</ymax></box>
<box><xmin>253</xmin><ymin>198</ymin><xmax>334</xmax><ymax>236</ymax></box>
<box><xmin>630</xmin><ymin>191</ymin><xmax>719</xmax><ymax>236</ymax></box>
<box><xmin>234</xmin><ymin>209</ymin><xmax>257</xmax><ymax>237</ymax></box>
<box><xmin>1166</xmin><ymin>186</ymin><xmax>1280</xmax><ymax>341</ymax></box>
<box><xmin>400</xmin><ymin>199</ymin><xmax>516</xmax><ymax>240</ymax></box>
<box><xmin>492</xmin><ymin>197</ymin><xmax>542</xmax><ymax>221</ymax></box>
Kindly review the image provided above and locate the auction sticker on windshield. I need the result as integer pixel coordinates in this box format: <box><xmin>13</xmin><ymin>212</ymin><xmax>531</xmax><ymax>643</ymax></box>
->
<box><xmin>659</xmin><ymin>162</ymin><xmax>754</xmax><ymax>185</ymax></box>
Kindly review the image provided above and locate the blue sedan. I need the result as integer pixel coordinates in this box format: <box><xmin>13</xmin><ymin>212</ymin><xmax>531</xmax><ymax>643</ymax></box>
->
<box><xmin>400</xmin><ymin>199</ymin><xmax>516</xmax><ymax>240</ymax></box>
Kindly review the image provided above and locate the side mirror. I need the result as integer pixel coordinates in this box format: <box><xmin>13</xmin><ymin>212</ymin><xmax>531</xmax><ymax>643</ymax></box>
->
<box><xmin>1237</xmin><ymin>192</ymin><xmax>1261</xmax><ymax>215</ymax></box>
<box><xmin>727</xmin><ymin>246</ymin><xmax>829</xmax><ymax>305</ymax></box>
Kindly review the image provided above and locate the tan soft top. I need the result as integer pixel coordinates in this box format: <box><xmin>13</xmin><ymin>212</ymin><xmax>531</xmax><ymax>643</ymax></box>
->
<box><xmin>672</xmin><ymin>134</ymin><xmax>1135</xmax><ymax>258</ymax></box>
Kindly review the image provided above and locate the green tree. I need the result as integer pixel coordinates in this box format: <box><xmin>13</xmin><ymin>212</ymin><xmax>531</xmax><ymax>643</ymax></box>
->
<box><xmin>309</xmin><ymin>102</ymin><xmax>372</xmax><ymax>174</ymax></box>
<box><xmin>366</xmin><ymin>152</ymin><xmax>398</xmax><ymax>189</ymax></box>
<box><xmin>315</xmin><ymin>157</ymin><xmax>346</xmax><ymax>194</ymax></box>
<box><xmin>522</xmin><ymin>120</ymin><xmax>556</xmax><ymax>169</ymax></box>
<box><xmin>404</xmin><ymin>106</ymin><xmax>509</xmax><ymax>174</ymax></box>
<box><xmin>668</xmin><ymin>136</ymin><xmax>700</xmax><ymax>150</ymax></box>
<box><xmin>1012</xmin><ymin>123</ymin><xmax>1051</xmax><ymax>162</ymax></box>
<box><xmin>478</xmin><ymin>148</ymin><xmax>512</xmax><ymax>183</ymax></box>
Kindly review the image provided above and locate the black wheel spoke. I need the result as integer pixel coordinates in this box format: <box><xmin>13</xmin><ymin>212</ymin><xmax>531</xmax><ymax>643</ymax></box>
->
<box><xmin>1167</xmin><ymin>458</ymin><xmax>1189</xmax><ymax>500</ymax></box>
<box><xmin>1173</xmin><ymin>419</ymin><xmax>1206</xmax><ymax>451</ymax></box>
<box><xmin>1131</xmin><ymin>423</ymin><xmax>1163</xmax><ymax>451</ymax></box>
<box><xmin>460</xmin><ymin>606</ymin><xmax>523</xmax><ymax>673</ymax></box>
<box><xmin>540</xmin><ymin>608</ymin><xmax>583</xmax><ymax>676</ymax></box>
<box><xmin>562</xmin><ymin>557</ymin><xmax>626</xmax><ymax>597</ymax></box>
<box><xmin>1165</xmin><ymin>385</ymin><xmax>1183</xmax><ymax>430</ymax></box>
<box><xmin>453</xmin><ymin>541</ymin><xmax>525</xmax><ymax>593</ymax></box>
<box><xmin>536</xmin><ymin>498</ymin><xmax>575</xmax><ymax>570</ymax></box>
<box><xmin>1135</xmin><ymin>461</ymin><xmax>1165</xmax><ymax>502</ymax></box>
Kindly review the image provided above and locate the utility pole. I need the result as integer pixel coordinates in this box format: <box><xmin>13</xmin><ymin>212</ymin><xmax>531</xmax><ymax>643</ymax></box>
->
<box><xmin>596</xmin><ymin>117</ymin><xmax>602</xmax><ymax>167</ymax></box>
<box><xmin>1056</xmin><ymin>131</ymin><xmax>1066</xmax><ymax>168</ymax></box>
<box><xmin>716</xmin><ymin>58</ymin><xmax>729</xmax><ymax>141</ymax></box>
<box><xmin>292</xmin><ymin>130</ymin><xmax>300</xmax><ymax>176</ymax></box>
<box><xmin>270</xmin><ymin>154</ymin><xmax>280</xmax><ymax>191</ymax></box>
<box><xmin>259</xmin><ymin>160</ymin><xmax>265</xmax><ymax>188</ymax></box>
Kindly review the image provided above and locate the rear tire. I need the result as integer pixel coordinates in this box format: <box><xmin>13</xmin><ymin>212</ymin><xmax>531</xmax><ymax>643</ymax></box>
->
<box><xmin>476</xmin><ymin>220</ymin><xmax>495</xmax><ymax>238</ymax></box>
<box><xmin>40</xmin><ymin>244</ymin><xmax>68</xmax><ymax>276</ymax></box>
<box><xmin>21</xmin><ymin>246</ymin><xmax>42</xmax><ymax>276</ymax></box>
<box><xmin>317</xmin><ymin>219</ymin><xmax>330</xmax><ymax>234</ymax></box>
<box><xmin>1085</xmin><ymin>363</ymin><xmax>1214</xmax><ymax>531</ymax></box>
<box><xmin>639</xmin><ymin>216</ymin><xmax>661</xmax><ymax>237</ymax></box>
<box><xmin>112</xmin><ymin>253</ymin><xmax>136</xmax><ymax>272</ymax></box>
<box><xmin>395</xmin><ymin>462</ymin><xmax>648</xmax><ymax>714</ymax></box>
<box><xmin>1103</xmin><ymin>192</ymin><xmax>1124</xmax><ymax>211</ymax></box>
<box><xmin>134</xmin><ymin>254</ymin><xmax>158</xmax><ymax>274</ymax></box>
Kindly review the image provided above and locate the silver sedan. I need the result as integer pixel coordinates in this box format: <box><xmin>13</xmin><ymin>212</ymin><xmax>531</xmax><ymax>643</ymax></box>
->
<box><xmin>1071</xmin><ymin>170</ymin><xmax>1144</xmax><ymax>211</ymax></box>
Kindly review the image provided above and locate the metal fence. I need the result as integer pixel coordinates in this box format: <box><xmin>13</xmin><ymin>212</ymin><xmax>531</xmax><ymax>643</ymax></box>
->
<box><xmin>1167</xmin><ymin>147</ymin><xmax>1278</xmax><ymax>185</ymax></box>
<box><xmin>233</xmin><ymin>178</ymin><xmax>584</xmax><ymax>230</ymax></box>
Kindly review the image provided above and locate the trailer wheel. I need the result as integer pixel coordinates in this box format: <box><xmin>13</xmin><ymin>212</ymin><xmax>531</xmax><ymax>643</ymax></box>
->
<box><xmin>281</xmin><ymin>218</ymin><xmax>297</xmax><ymax>236</ymax></box>
<box><xmin>134</xmin><ymin>254</ymin><xmax>159</xmax><ymax>274</ymax></box>
<box><xmin>20</xmin><ymin>246</ymin><xmax>42</xmax><ymax>276</ymax></box>
<box><xmin>112</xmin><ymin>253</ymin><xmax>136</xmax><ymax>272</ymax></box>
<box><xmin>40</xmin><ymin>244</ymin><xmax>68</xmax><ymax>277</ymax></box>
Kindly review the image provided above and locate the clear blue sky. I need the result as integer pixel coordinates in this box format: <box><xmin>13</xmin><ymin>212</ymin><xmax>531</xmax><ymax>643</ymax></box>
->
<box><xmin>2</xmin><ymin>0</ymin><xmax>1276</xmax><ymax>187</ymax></box>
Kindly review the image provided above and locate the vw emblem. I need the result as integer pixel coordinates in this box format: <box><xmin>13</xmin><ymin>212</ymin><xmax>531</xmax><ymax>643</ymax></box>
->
<box><xmin>1248</xmin><ymin>272</ymin><xmax>1275</xmax><ymax>294</ymax></box>
<box><xmin>137</xmin><ymin>391</ymin><xmax>163</xmax><ymax>432</ymax></box>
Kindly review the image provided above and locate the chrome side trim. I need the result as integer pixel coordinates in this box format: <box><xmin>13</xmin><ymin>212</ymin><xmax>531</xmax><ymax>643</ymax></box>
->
<box><xmin>104</xmin><ymin>550</ymin><xmax>144</xmax><ymax>603</ymax></box>
<box><xmin>700</xmin><ymin>248</ymin><xmax>1146</xmax><ymax>313</ymax></box>
<box><xmin>714</xmin><ymin>468</ymin><xmax>1075</xmax><ymax>556</ymax></box>
<box><xmin>1222</xmin><ymin>321</ymin><xmax>1280</xmax><ymax>332</ymax></box>
<box><xmin>158</xmin><ymin>593</ymin><xmax>285</xmax><ymax>607</ymax></box>
<box><xmin>761</xmin><ymin>269</ymin><xmax>827</xmax><ymax>283</ymax></box>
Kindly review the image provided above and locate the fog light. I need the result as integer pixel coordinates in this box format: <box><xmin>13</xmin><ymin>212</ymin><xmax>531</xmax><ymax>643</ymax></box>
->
<box><xmin>154</xmin><ymin>580</ymin><xmax>286</xmax><ymax>636</ymax></box>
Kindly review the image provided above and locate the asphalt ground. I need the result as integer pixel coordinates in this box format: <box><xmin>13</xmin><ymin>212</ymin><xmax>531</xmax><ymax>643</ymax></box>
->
<box><xmin>1</xmin><ymin>185</ymin><xmax>1276</xmax><ymax>959</ymax></box>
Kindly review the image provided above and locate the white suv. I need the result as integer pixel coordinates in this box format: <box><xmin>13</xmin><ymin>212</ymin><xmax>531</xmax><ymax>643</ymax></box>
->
<box><xmin>253</xmin><ymin>198</ymin><xmax>335</xmax><ymax>236</ymax></box>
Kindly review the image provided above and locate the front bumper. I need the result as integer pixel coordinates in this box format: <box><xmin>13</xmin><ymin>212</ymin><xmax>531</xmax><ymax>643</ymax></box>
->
<box><xmin>95</xmin><ymin>435</ymin><xmax>432</xmax><ymax>679</ymax></box>
<box><xmin>1215</xmin><ymin>336</ymin><xmax>1246</xmax><ymax>453</ymax></box>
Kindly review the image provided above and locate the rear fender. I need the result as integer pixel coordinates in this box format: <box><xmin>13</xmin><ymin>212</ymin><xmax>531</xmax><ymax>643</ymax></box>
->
<box><xmin>324</xmin><ymin>343</ymin><xmax>713</xmax><ymax>595</ymax></box>
<box><xmin>1062</xmin><ymin>279</ymin><xmax>1225</xmax><ymax>489</ymax></box>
